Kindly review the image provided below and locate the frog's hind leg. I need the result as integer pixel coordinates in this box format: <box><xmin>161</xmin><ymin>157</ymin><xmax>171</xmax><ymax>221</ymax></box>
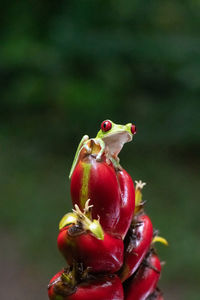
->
<box><xmin>69</xmin><ymin>135</ymin><xmax>89</xmax><ymax>179</ymax></box>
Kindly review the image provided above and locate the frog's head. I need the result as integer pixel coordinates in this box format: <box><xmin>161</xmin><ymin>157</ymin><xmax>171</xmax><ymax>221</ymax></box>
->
<box><xmin>96</xmin><ymin>120</ymin><xmax>136</xmax><ymax>157</ymax></box>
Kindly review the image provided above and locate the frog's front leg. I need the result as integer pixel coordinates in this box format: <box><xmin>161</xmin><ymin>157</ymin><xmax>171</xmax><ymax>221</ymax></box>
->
<box><xmin>82</xmin><ymin>142</ymin><xmax>92</xmax><ymax>154</ymax></box>
<box><xmin>95</xmin><ymin>138</ymin><xmax>106</xmax><ymax>161</ymax></box>
<box><xmin>93</xmin><ymin>139</ymin><xmax>120</xmax><ymax>168</ymax></box>
<box><xmin>109</xmin><ymin>155</ymin><xmax>122</xmax><ymax>170</ymax></box>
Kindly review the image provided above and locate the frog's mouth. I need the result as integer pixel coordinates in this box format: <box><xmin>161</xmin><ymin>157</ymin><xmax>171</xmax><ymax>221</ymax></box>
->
<box><xmin>103</xmin><ymin>131</ymin><xmax>132</xmax><ymax>157</ymax></box>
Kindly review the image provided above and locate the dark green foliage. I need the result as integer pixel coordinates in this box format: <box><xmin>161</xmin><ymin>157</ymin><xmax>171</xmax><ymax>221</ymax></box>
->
<box><xmin>0</xmin><ymin>1</ymin><xmax>199</xmax><ymax>299</ymax></box>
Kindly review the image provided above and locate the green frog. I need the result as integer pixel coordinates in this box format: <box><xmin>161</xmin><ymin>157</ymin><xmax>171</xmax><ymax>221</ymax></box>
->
<box><xmin>69</xmin><ymin>119</ymin><xmax>136</xmax><ymax>178</ymax></box>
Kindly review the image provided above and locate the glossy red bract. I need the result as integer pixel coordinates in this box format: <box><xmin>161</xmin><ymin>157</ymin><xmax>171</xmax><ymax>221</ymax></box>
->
<box><xmin>119</xmin><ymin>213</ymin><xmax>153</xmax><ymax>282</ymax></box>
<box><xmin>71</xmin><ymin>155</ymin><xmax>135</xmax><ymax>238</ymax></box>
<box><xmin>124</xmin><ymin>252</ymin><xmax>161</xmax><ymax>300</ymax></box>
<box><xmin>48</xmin><ymin>270</ymin><xmax>124</xmax><ymax>300</ymax></box>
<box><xmin>115</xmin><ymin>169</ymin><xmax>135</xmax><ymax>239</ymax></box>
<box><xmin>57</xmin><ymin>225</ymin><xmax>124</xmax><ymax>273</ymax></box>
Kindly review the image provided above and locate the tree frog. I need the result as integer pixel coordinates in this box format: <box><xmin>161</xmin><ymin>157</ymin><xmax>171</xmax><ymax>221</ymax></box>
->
<box><xmin>69</xmin><ymin>120</ymin><xmax>136</xmax><ymax>178</ymax></box>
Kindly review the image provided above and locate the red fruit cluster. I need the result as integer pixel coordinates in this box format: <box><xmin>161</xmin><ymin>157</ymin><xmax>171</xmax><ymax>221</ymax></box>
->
<box><xmin>48</xmin><ymin>123</ymin><xmax>167</xmax><ymax>300</ymax></box>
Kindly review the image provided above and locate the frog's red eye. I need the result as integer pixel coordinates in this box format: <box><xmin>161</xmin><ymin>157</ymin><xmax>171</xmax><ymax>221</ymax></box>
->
<box><xmin>101</xmin><ymin>120</ymin><xmax>112</xmax><ymax>132</ymax></box>
<box><xmin>131</xmin><ymin>124</ymin><xmax>137</xmax><ymax>135</ymax></box>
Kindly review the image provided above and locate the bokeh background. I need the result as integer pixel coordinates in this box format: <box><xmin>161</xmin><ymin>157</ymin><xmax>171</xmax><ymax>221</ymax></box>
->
<box><xmin>1</xmin><ymin>1</ymin><xmax>200</xmax><ymax>299</ymax></box>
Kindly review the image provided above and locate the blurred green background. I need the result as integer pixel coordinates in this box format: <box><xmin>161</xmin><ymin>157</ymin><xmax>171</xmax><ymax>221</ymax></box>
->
<box><xmin>0</xmin><ymin>1</ymin><xmax>200</xmax><ymax>299</ymax></box>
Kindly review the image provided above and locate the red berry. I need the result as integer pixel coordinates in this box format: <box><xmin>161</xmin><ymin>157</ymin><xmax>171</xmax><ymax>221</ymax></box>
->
<box><xmin>119</xmin><ymin>214</ymin><xmax>153</xmax><ymax>282</ymax></box>
<box><xmin>124</xmin><ymin>252</ymin><xmax>161</xmax><ymax>300</ymax></box>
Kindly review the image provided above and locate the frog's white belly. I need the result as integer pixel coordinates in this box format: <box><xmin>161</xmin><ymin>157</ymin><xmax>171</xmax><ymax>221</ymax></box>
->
<box><xmin>103</xmin><ymin>132</ymin><xmax>132</xmax><ymax>157</ymax></box>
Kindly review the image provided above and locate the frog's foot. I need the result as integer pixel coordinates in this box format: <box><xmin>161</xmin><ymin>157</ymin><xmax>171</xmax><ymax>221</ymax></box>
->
<box><xmin>82</xmin><ymin>143</ymin><xmax>92</xmax><ymax>154</ymax></box>
<box><xmin>95</xmin><ymin>139</ymin><xmax>105</xmax><ymax>161</ymax></box>
<box><xmin>109</xmin><ymin>156</ymin><xmax>123</xmax><ymax>171</ymax></box>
